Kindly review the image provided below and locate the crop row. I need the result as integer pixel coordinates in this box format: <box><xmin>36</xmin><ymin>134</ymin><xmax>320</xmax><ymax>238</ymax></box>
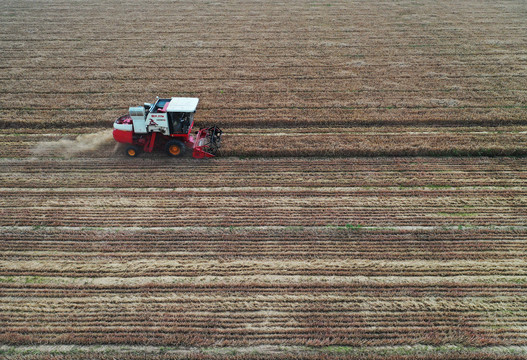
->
<box><xmin>3</xmin><ymin>333</ymin><xmax>524</xmax><ymax>348</ymax></box>
<box><xmin>1</xmin><ymin>311</ymin><xmax>522</xmax><ymax>333</ymax></box>
<box><xmin>2</xmin><ymin>282</ymin><xmax>527</xmax><ymax>297</ymax></box>
<box><xmin>2</xmin><ymin>227</ymin><xmax>525</xmax><ymax>260</ymax></box>
<box><xmin>3</xmin><ymin>86</ymin><xmax>527</xmax><ymax>110</ymax></box>
<box><xmin>1</xmin><ymin>303</ymin><xmax>525</xmax><ymax>343</ymax></box>
<box><xmin>1</xmin><ymin>212</ymin><xmax>524</xmax><ymax>228</ymax></box>
<box><xmin>1</xmin><ymin>158</ymin><xmax>526</xmax><ymax>188</ymax></box>
<box><xmin>3</xmin><ymin>188</ymin><xmax>523</xmax><ymax>204</ymax></box>
<box><xmin>3</xmin><ymin>72</ymin><xmax>527</xmax><ymax>93</ymax></box>
<box><xmin>4</xmin><ymin>293</ymin><xmax>525</xmax><ymax>312</ymax></box>
<box><xmin>220</xmin><ymin>133</ymin><xmax>527</xmax><ymax>157</ymax></box>
<box><xmin>2</xmin><ymin>246</ymin><xmax>525</xmax><ymax>260</ymax></box>
<box><xmin>3</xmin><ymin>248</ymin><xmax>525</xmax><ymax>261</ymax></box>
<box><xmin>3</xmin><ymin>156</ymin><xmax>525</xmax><ymax>170</ymax></box>
<box><xmin>3</xmin><ymin>63</ymin><xmax>527</xmax><ymax>79</ymax></box>
<box><xmin>1</xmin><ymin>309</ymin><xmax>525</xmax><ymax>346</ymax></box>
<box><xmin>4</xmin><ymin>132</ymin><xmax>527</xmax><ymax>158</ymax></box>
<box><xmin>3</xmin><ymin>109</ymin><xmax>527</xmax><ymax>130</ymax></box>
<box><xmin>1</xmin><ymin>313</ymin><xmax>520</xmax><ymax>330</ymax></box>
<box><xmin>1</xmin><ymin>353</ymin><xmax>525</xmax><ymax>360</ymax></box>
<box><xmin>2</xmin><ymin>258</ymin><xmax>526</xmax><ymax>276</ymax></box>
<box><xmin>0</xmin><ymin>309</ymin><xmax>516</xmax><ymax>322</ymax></box>
<box><xmin>0</xmin><ymin>190</ymin><xmax>523</xmax><ymax>226</ymax></box>
<box><xmin>4</xmin><ymin>155</ymin><xmax>527</xmax><ymax>170</ymax></box>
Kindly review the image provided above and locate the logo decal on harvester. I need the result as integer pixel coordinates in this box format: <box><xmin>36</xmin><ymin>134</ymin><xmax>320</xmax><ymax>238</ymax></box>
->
<box><xmin>149</xmin><ymin>119</ymin><xmax>158</xmax><ymax>126</ymax></box>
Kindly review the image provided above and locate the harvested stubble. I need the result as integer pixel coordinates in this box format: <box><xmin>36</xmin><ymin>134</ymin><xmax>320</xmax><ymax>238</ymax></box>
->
<box><xmin>2</xmin><ymin>157</ymin><xmax>526</xmax><ymax>188</ymax></box>
<box><xmin>1</xmin><ymin>354</ymin><xmax>527</xmax><ymax>360</ymax></box>
<box><xmin>1</xmin><ymin>157</ymin><xmax>527</xmax><ymax>354</ymax></box>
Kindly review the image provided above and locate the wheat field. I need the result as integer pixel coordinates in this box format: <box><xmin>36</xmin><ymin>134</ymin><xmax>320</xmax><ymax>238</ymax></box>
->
<box><xmin>1</xmin><ymin>0</ymin><xmax>526</xmax><ymax>359</ymax></box>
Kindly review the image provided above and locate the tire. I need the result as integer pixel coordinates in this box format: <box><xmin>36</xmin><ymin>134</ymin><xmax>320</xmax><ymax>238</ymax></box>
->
<box><xmin>125</xmin><ymin>145</ymin><xmax>140</xmax><ymax>157</ymax></box>
<box><xmin>165</xmin><ymin>140</ymin><xmax>186</xmax><ymax>157</ymax></box>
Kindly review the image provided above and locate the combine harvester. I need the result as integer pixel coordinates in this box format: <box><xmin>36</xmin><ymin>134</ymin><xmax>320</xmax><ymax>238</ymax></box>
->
<box><xmin>113</xmin><ymin>97</ymin><xmax>222</xmax><ymax>158</ymax></box>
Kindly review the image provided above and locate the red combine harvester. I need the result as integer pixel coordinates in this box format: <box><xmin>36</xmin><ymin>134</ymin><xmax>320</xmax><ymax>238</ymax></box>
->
<box><xmin>113</xmin><ymin>97</ymin><xmax>222</xmax><ymax>158</ymax></box>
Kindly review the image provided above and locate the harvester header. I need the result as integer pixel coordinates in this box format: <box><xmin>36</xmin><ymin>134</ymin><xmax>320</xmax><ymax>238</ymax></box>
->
<box><xmin>113</xmin><ymin>97</ymin><xmax>222</xmax><ymax>158</ymax></box>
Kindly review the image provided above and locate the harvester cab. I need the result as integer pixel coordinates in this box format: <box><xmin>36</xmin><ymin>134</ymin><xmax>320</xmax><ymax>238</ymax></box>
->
<box><xmin>113</xmin><ymin>97</ymin><xmax>222</xmax><ymax>158</ymax></box>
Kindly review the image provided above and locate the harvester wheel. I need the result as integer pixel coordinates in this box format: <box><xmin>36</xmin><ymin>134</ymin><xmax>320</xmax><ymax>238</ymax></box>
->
<box><xmin>165</xmin><ymin>140</ymin><xmax>186</xmax><ymax>157</ymax></box>
<box><xmin>125</xmin><ymin>145</ymin><xmax>140</xmax><ymax>157</ymax></box>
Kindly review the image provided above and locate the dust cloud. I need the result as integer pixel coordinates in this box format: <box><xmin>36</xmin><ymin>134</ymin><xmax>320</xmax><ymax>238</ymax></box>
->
<box><xmin>32</xmin><ymin>130</ymin><xmax>115</xmax><ymax>157</ymax></box>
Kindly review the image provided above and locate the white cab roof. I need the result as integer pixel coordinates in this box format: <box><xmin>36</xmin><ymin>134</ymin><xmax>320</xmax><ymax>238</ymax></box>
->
<box><xmin>166</xmin><ymin>97</ymin><xmax>199</xmax><ymax>112</ymax></box>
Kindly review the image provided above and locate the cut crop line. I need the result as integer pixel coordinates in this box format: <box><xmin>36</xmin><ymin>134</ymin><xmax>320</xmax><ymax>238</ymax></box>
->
<box><xmin>2</xmin><ymin>64</ymin><xmax>527</xmax><ymax>70</ymax></box>
<box><xmin>227</xmin><ymin>131</ymin><xmax>527</xmax><ymax>136</ymax></box>
<box><xmin>3</xmin><ymin>105</ymin><xmax>527</xmax><ymax>112</ymax></box>
<box><xmin>0</xmin><ymin>186</ymin><xmax>525</xmax><ymax>192</ymax></box>
<box><xmin>0</xmin><ymin>344</ymin><xmax>524</xmax><ymax>356</ymax></box>
<box><xmin>3</xmin><ymin>74</ymin><xmax>527</xmax><ymax>81</ymax></box>
<box><xmin>3</xmin><ymin>225</ymin><xmax>527</xmax><ymax>232</ymax></box>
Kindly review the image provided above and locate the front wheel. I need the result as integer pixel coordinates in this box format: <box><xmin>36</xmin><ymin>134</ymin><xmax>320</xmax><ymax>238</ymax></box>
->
<box><xmin>165</xmin><ymin>140</ymin><xmax>186</xmax><ymax>157</ymax></box>
<box><xmin>125</xmin><ymin>145</ymin><xmax>140</xmax><ymax>157</ymax></box>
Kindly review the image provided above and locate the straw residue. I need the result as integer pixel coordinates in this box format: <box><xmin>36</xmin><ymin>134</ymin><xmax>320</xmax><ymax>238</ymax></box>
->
<box><xmin>32</xmin><ymin>130</ymin><xmax>114</xmax><ymax>157</ymax></box>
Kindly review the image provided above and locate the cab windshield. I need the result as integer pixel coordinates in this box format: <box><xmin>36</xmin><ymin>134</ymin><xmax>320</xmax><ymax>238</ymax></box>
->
<box><xmin>151</xmin><ymin>98</ymin><xmax>171</xmax><ymax>113</ymax></box>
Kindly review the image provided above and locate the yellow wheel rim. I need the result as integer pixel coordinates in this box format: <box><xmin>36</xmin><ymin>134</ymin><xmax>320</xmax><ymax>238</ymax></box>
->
<box><xmin>127</xmin><ymin>149</ymin><xmax>136</xmax><ymax>156</ymax></box>
<box><xmin>169</xmin><ymin>145</ymin><xmax>181</xmax><ymax>155</ymax></box>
